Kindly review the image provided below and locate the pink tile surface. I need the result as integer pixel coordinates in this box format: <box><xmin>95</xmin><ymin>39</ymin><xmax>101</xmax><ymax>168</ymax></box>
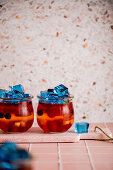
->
<box><xmin>60</xmin><ymin>147</ymin><xmax>87</xmax><ymax>153</ymax></box>
<box><xmin>86</xmin><ymin>140</ymin><xmax>113</xmax><ymax>147</ymax></box>
<box><xmin>89</xmin><ymin>147</ymin><xmax>113</xmax><ymax>154</ymax></box>
<box><xmin>62</xmin><ymin>163</ymin><xmax>91</xmax><ymax>170</ymax></box>
<box><xmin>32</xmin><ymin>163</ymin><xmax>59</xmax><ymax>170</ymax></box>
<box><xmin>61</xmin><ymin>154</ymin><xmax>90</xmax><ymax>163</ymax></box>
<box><xmin>60</xmin><ymin>140</ymin><xmax>86</xmax><ymax>147</ymax></box>
<box><xmin>0</xmin><ymin>123</ymin><xmax>113</xmax><ymax>170</ymax></box>
<box><xmin>32</xmin><ymin>154</ymin><xmax>58</xmax><ymax>163</ymax></box>
<box><xmin>94</xmin><ymin>163</ymin><xmax>113</xmax><ymax>170</ymax></box>
<box><xmin>30</xmin><ymin>143</ymin><xmax>57</xmax><ymax>153</ymax></box>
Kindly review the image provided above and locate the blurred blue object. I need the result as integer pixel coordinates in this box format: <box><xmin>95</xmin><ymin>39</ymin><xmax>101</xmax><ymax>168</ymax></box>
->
<box><xmin>75</xmin><ymin>122</ymin><xmax>89</xmax><ymax>133</ymax></box>
<box><xmin>0</xmin><ymin>162</ymin><xmax>13</xmax><ymax>169</ymax></box>
<box><xmin>2</xmin><ymin>142</ymin><xmax>17</xmax><ymax>152</ymax></box>
<box><xmin>0</xmin><ymin>148</ymin><xmax>8</xmax><ymax>162</ymax></box>
<box><xmin>0</xmin><ymin>142</ymin><xmax>18</xmax><ymax>162</ymax></box>
<box><xmin>7</xmin><ymin>151</ymin><xmax>19</xmax><ymax>161</ymax></box>
<box><xmin>18</xmin><ymin>149</ymin><xmax>31</xmax><ymax>159</ymax></box>
<box><xmin>0</xmin><ymin>142</ymin><xmax>32</xmax><ymax>163</ymax></box>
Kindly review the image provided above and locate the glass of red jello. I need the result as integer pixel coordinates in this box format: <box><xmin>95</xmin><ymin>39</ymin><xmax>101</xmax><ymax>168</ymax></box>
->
<box><xmin>0</xmin><ymin>92</ymin><xmax>34</xmax><ymax>133</ymax></box>
<box><xmin>37</xmin><ymin>87</ymin><xmax>74</xmax><ymax>133</ymax></box>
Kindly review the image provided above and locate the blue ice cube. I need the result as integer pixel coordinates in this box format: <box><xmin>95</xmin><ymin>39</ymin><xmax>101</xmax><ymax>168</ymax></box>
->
<box><xmin>48</xmin><ymin>93</ymin><xmax>59</xmax><ymax>104</ymax></box>
<box><xmin>54</xmin><ymin>84</ymin><xmax>69</xmax><ymax>97</ymax></box>
<box><xmin>75</xmin><ymin>122</ymin><xmax>89</xmax><ymax>133</ymax></box>
<box><xmin>11</xmin><ymin>84</ymin><xmax>25</xmax><ymax>94</ymax></box>
<box><xmin>0</xmin><ymin>91</ymin><xmax>5</xmax><ymax>98</ymax></box>
<box><xmin>12</xmin><ymin>93</ymin><xmax>24</xmax><ymax>99</ymax></box>
<box><xmin>40</xmin><ymin>91</ymin><xmax>48</xmax><ymax>98</ymax></box>
<box><xmin>39</xmin><ymin>91</ymin><xmax>48</xmax><ymax>103</ymax></box>
<box><xmin>47</xmin><ymin>89</ymin><xmax>54</xmax><ymax>93</ymax></box>
<box><xmin>6</xmin><ymin>91</ymin><xmax>14</xmax><ymax>98</ymax></box>
<box><xmin>23</xmin><ymin>94</ymin><xmax>31</xmax><ymax>98</ymax></box>
<box><xmin>0</xmin><ymin>90</ymin><xmax>8</xmax><ymax>98</ymax></box>
<box><xmin>48</xmin><ymin>93</ymin><xmax>58</xmax><ymax>100</ymax></box>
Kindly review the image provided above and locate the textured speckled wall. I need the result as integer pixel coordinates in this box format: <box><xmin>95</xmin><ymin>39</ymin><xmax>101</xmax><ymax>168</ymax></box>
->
<box><xmin>0</xmin><ymin>0</ymin><xmax>113</xmax><ymax>123</ymax></box>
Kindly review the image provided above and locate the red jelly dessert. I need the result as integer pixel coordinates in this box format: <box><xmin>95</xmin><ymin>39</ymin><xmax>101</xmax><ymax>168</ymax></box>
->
<box><xmin>0</xmin><ymin>84</ymin><xmax>34</xmax><ymax>133</ymax></box>
<box><xmin>37</xmin><ymin>84</ymin><xmax>74</xmax><ymax>132</ymax></box>
<box><xmin>37</xmin><ymin>101</ymin><xmax>74</xmax><ymax>132</ymax></box>
<box><xmin>0</xmin><ymin>100</ymin><xmax>34</xmax><ymax>133</ymax></box>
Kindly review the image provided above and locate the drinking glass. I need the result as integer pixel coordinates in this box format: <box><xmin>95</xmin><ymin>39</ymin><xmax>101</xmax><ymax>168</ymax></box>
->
<box><xmin>0</xmin><ymin>92</ymin><xmax>34</xmax><ymax>133</ymax></box>
<box><xmin>37</xmin><ymin>94</ymin><xmax>74</xmax><ymax>132</ymax></box>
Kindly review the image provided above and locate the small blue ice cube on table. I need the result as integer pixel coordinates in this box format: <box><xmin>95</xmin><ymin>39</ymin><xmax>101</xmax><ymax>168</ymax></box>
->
<box><xmin>75</xmin><ymin>122</ymin><xmax>89</xmax><ymax>133</ymax></box>
<box><xmin>54</xmin><ymin>84</ymin><xmax>69</xmax><ymax>97</ymax></box>
<box><xmin>11</xmin><ymin>84</ymin><xmax>25</xmax><ymax>94</ymax></box>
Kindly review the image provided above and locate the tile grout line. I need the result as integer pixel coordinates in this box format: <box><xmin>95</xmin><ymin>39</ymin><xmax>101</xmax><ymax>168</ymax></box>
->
<box><xmin>28</xmin><ymin>143</ymin><xmax>32</xmax><ymax>153</ymax></box>
<box><xmin>85</xmin><ymin>140</ymin><xmax>95</xmax><ymax>170</ymax></box>
<box><xmin>58</xmin><ymin>143</ymin><xmax>63</xmax><ymax>170</ymax></box>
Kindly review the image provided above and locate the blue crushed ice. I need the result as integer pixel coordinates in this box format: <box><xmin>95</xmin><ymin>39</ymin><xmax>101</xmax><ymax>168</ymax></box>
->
<box><xmin>39</xmin><ymin>84</ymin><xmax>70</xmax><ymax>104</ymax></box>
<box><xmin>0</xmin><ymin>84</ymin><xmax>31</xmax><ymax>103</ymax></box>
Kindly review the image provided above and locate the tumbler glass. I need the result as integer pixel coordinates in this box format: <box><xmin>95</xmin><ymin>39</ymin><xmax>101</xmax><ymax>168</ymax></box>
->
<box><xmin>37</xmin><ymin>94</ymin><xmax>74</xmax><ymax>132</ymax></box>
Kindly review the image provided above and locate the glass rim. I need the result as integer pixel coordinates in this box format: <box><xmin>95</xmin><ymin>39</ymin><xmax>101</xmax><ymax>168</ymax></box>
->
<box><xmin>0</xmin><ymin>89</ymin><xmax>33</xmax><ymax>100</ymax></box>
<box><xmin>37</xmin><ymin>94</ymin><xmax>74</xmax><ymax>100</ymax></box>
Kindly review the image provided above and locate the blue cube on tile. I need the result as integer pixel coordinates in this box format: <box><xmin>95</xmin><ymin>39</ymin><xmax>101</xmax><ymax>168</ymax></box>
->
<box><xmin>54</xmin><ymin>84</ymin><xmax>69</xmax><ymax>97</ymax></box>
<box><xmin>11</xmin><ymin>84</ymin><xmax>25</xmax><ymax>94</ymax></box>
<box><xmin>75</xmin><ymin>122</ymin><xmax>89</xmax><ymax>133</ymax></box>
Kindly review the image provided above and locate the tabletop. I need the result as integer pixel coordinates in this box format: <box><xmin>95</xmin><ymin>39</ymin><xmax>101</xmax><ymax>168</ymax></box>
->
<box><xmin>16</xmin><ymin>122</ymin><xmax>113</xmax><ymax>170</ymax></box>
